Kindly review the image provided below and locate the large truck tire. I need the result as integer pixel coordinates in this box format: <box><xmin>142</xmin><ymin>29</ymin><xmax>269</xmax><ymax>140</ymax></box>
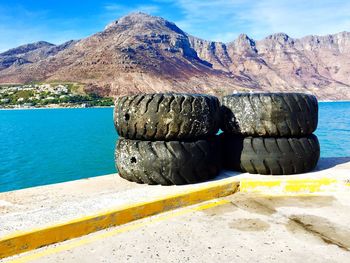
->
<box><xmin>114</xmin><ymin>93</ymin><xmax>220</xmax><ymax>140</ymax></box>
<box><xmin>115</xmin><ymin>137</ymin><xmax>221</xmax><ymax>185</ymax></box>
<box><xmin>222</xmin><ymin>134</ymin><xmax>320</xmax><ymax>175</ymax></box>
<box><xmin>221</xmin><ymin>93</ymin><xmax>318</xmax><ymax>137</ymax></box>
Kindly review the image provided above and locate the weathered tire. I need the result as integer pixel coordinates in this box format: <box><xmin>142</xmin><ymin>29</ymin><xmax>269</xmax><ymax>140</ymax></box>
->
<box><xmin>221</xmin><ymin>93</ymin><xmax>318</xmax><ymax>137</ymax></box>
<box><xmin>114</xmin><ymin>93</ymin><xmax>220</xmax><ymax>140</ymax></box>
<box><xmin>222</xmin><ymin>134</ymin><xmax>320</xmax><ymax>175</ymax></box>
<box><xmin>115</xmin><ymin>137</ymin><xmax>221</xmax><ymax>185</ymax></box>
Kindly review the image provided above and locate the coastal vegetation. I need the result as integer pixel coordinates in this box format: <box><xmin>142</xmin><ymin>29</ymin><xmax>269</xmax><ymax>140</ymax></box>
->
<box><xmin>0</xmin><ymin>83</ymin><xmax>114</xmax><ymax>108</ymax></box>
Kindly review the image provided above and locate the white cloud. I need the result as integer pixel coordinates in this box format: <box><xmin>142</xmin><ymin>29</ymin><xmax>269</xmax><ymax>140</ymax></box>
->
<box><xmin>211</xmin><ymin>32</ymin><xmax>239</xmax><ymax>43</ymax></box>
<box><xmin>172</xmin><ymin>0</ymin><xmax>254</xmax><ymax>41</ymax></box>
<box><xmin>1</xmin><ymin>0</ymin><xmax>349</xmax><ymax>52</ymax></box>
<box><xmin>246</xmin><ymin>0</ymin><xmax>350</xmax><ymax>39</ymax></box>
<box><xmin>104</xmin><ymin>4</ymin><xmax>127</xmax><ymax>11</ymax></box>
<box><xmin>101</xmin><ymin>3</ymin><xmax>161</xmax><ymax>30</ymax></box>
<box><xmin>103</xmin><ymin>3</ymin><xmax>160</xmax><ymax>17</ymax></box>
<box><xmin>170</xmin><ymin>0</ymin><xmax>350</xmax><ymax>42</ymax></box>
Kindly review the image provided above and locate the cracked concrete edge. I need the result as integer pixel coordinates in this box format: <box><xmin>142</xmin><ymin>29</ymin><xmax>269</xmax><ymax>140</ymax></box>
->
<box><xmin>0</xmin><ymin>179</ymin><xmax>240</xmax><ymax>259</ymax></box>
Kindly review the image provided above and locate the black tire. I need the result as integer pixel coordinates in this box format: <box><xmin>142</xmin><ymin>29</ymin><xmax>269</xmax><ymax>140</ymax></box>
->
<box><xmin>222</xmin><ymin>134</ymin><xmax>320</xmax><ymax>175</ymax></box>
<box><xmin>115</xmin><ymin>137</ymin><xmax>221</xmax><ymax>185</ymax></box>
<box><xmin>221</xmin><ymin>93</ymin><xmax>318</xmax><ymax>137</ymax></box>
<box><xmin>114</xmin><ymin>93</ymin><xmax>220</xmax><ymax>140</ymax></box>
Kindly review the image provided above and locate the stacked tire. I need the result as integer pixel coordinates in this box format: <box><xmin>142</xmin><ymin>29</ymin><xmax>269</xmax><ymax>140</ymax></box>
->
<box><xmin>113</xmin><ymin>93</ymin><xmax>222</xmax><ymax>185</ymax></box>
<box><xmin>221</xmin><ymin>93</ymin><xmax>320</xmax><ymax>175</ymax></box>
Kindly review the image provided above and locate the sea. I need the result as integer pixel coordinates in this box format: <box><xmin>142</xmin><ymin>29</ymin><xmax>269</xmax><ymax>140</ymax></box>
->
<box><xmin>0</xmin><ymin>102</ymin><xmax>349</xmax><ymax>193</ymax></box>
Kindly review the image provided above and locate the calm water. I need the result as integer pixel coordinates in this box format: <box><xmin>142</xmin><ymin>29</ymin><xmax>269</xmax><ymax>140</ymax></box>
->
<box><xmin>0</xmin><ymin>102</ymin><xmax>349</xmax><ymax>192</ymax></box>
<box><xmin>315</xmin><ymin>101</ymin><xmax>350</xmax><ymax>158</ymax></box>
<box><xmin>0</xmin><ymin>108</ymin><xmax>118</xmax><ymax>192</ymax></box>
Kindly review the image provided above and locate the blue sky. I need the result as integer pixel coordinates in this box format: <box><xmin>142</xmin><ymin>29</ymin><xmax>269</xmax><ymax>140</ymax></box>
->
<box><xmin>0</xmin><ymin>0</ymin><xmax>350</xmax><ymax>52</ymax></box>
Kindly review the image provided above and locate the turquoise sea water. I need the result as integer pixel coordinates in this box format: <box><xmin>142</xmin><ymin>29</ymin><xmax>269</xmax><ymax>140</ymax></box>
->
<box><xmin>0</xmin><ymin>108</ymin><xmax>118</xmax><ymax>192</ymax></box>
<box><xmin>315</xmin><ymin>101</ymin><xmax>350</xmax><ymax>158</ymax></box>
<box><xmin>0</xmin><ymin>102</ymin><xmax>349</xmax><ymax>193</ymax></box>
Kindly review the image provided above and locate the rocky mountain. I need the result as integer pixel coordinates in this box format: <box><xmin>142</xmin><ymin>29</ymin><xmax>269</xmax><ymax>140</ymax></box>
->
<box><xmin>0</xmin><ymin>12</ymin><xmax>349</xmax><ymax>100</ymax></box>
<box><xmin>0</xmin><ymin>40</ymin><xmax>76</xmax><ymax>71</ymax></box>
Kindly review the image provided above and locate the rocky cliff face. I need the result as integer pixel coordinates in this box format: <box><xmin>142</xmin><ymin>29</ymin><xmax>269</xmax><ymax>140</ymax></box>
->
<box><xmin>0</xmin><ymin>41</ymin><xmax>76</xmax><ymax>71</ymax></box>
<box><xmin>0</xmin><ymin>12</ymin><xmax>349</xmax><ymax>99</ymax></box>
<box><xmin>191</xmin><ymin>31</ymin><xmax>350</xmax><ymax>99</ymax></box>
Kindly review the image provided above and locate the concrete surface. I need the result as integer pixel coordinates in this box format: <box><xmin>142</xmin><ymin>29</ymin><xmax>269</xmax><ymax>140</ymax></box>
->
<box><xmin>0</xmin><ymin>157</ymin><xmax>349</xmax><ymax>237</ymax></box>
<box><xmin>4</xmin><ymin>192</ymin><xmax>350</xmax><ymax>263</ymax></box>
<box><xmin>0</xmin><ymin>172</ymin><xmax>237</xmax><ymax>238</ymax></box>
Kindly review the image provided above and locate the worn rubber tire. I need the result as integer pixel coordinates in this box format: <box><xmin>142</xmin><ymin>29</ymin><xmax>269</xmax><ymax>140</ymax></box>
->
<box><xmin>222</xmin><ymin>134</ymin><xmax>320</xmax><ymax>175</ymax></box>
<box><xmin>221</xmin><ymin>93</ymin><xmax>318</xmax><ymax>137</ymax></box>
<box><xmin>114</xmin><ymin>93</ymin><xmax>221</xmax><ymax>140</ymax></box>
<box><xmin>115</xmin><ymin>137</ymin><xmax>221</xmax><ymax>185</ymax></box>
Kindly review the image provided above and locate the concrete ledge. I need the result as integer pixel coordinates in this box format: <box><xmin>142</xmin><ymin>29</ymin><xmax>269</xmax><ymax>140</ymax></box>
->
<box><xmin>0</xmin><ymin>179</ymin><xmax>239</xmax><ymax>259</ymax></box>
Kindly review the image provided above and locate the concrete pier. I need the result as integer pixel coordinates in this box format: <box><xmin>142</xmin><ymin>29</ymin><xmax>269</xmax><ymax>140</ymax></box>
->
<box><xmin>0</xmin><ymin>157</ymin><xmax>349</xmax><ymax>261</ymax></box>
<box><xmin>6</xmin><ymin>192</ymin><xmax>350</xmax><ymax>263</ymax></box>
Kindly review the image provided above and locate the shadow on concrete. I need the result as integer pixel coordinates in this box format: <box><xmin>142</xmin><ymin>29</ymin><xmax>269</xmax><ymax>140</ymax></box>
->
<box><xmin>213</xmin><ymin>170</ymin><xmax>242</xmax><ymax>180</ymax></box>
<box><xmin>314</xmin><ymin>157</ymin><xmax>350</xmax><ymax>171</ymax></box>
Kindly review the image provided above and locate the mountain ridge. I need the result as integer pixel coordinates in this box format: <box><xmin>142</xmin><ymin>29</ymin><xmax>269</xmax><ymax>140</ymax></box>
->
<box><xmin>0</xmin><ymin>12</ymin><xmax>349</xmax><ymax>100</ymax></box>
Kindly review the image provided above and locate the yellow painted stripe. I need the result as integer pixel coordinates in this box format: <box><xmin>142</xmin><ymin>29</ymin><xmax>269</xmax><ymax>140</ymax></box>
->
<box><xmin>240</xmin><ymin>177</ymin><xmax>349</xmax><ymax>193</ymax></box>
<box><xmin>0</xmin><ymin>180</ymin><xmax>239</xmax><ymax>260</ymax></box>
<box><xmin>7</xmin><ymin>199</ymin><xmax>230</xmax><ymax>263</ymax></box>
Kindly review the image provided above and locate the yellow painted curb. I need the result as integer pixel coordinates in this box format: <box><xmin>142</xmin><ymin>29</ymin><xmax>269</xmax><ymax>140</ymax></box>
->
<box><xmin>240</xmin><ymin>177</ymin><xmax>350</xmax><ymax>194</ymax></box>
<box><xmin>7</xmin><ymin>199</ymin><xmax>230</xmax><ymax>263</ymax></box>
<box><xmin>0</xmin><ymin>179</ymin><xmax>239</xmax><ymax>259</ymax></box>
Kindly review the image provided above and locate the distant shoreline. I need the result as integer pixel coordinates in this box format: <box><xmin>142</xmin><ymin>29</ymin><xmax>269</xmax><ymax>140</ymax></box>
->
<box><xmin>319</xmin><ymin>100</ymin><xmax>350</xmax><ymax>103</ymax></box>
<box><xmin>1</xmin><ymin>100</ymin><xmax>349</xmax><ymax>110</ymax></box>
<box><xmin>0</xmin><ymin>106</ymin><xmax>114</xmax><ymax>110</ymax></box>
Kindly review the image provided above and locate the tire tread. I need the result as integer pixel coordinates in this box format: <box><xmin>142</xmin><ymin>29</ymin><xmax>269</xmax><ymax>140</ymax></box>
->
<box><xmin>115</xmin><ymin>93</ymin><xmax>220</xmax><ymax>140</ymax></box>
<box><xmin>222</xmin><ymin>134</ymin><xmax>320</xmax><ymax>175</ymax></box>
<box><xmin>116</xmin><ymin>138</ymin><xmax>221</xmax><ymax>185</ymax></box>
<box><xmin>222</xmin><ymin>93</ymin><xmax>318</xmax><ymax>137</ymax></box>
